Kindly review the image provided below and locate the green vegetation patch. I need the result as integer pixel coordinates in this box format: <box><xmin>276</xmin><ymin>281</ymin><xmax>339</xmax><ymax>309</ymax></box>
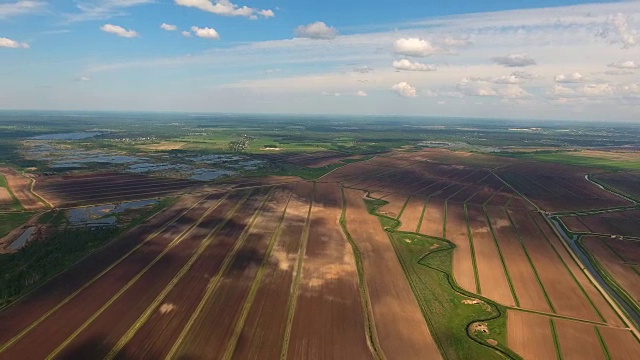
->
<box><xmin>505</xmin><ymin>151</ymin><xmax>640</xmax><ymax>172</ymax></box>
<box><xmin>0</xmin><ymin>212</ymin><xmax>33</xmax><ymax>239</ymax></box>
<box><xmin>364</xmin><ymin>198</ymin><xmax>520</xmax><ymax>360</ymax></box>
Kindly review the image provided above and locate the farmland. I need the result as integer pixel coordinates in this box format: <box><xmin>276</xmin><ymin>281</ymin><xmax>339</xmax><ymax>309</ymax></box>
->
<box><xmin>1</xmin><ymin>113</ymin><xmax>640</xmax><ymax>359</ymax></box>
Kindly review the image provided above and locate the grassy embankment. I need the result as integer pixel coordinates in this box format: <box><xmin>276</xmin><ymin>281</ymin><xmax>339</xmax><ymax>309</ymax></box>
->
<box><xmin>0</xmin><ymin>174</ymin><xmax>24</xmax><ymax>212</ymax></box>
<box><xmin>362</xmin><ymin>196</ymin><xmax>521</xmax><ymax>360</ymax></box>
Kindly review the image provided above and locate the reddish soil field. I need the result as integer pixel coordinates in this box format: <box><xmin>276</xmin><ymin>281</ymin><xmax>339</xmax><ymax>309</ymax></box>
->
<box><xmin>606</xmin><ymin>238</ymin><xmax>640</xmax><ymax>265</ymax></box>
<box><xmin>419</xmin><ymin>198</ymin><xmax>446</xmax><ymax>238</ymax></box>
<box><xmin>0</xmin><ymin>192</ymin><xmax>225</xmax><ymax>357</ymax></box>
<box><xmin>36</xmin><ymin>173</ymin><xmax>201</xmax><ymax>207</ymax></box>
<box><xmin>592</xmin><ymin>172</ymin><xmax>640</xmax><ymax>201</ymax></box>
<box><xmin>398</xmin><ymin>196</ymin><xmax>426</xmax><ymax>233</ymax></box>
<box><xmin>576</xmin><ymin>210</ymin><xmax>640</xmax><ymax>237</ymax></box>
<box><xmin>582</xmin><ymin>237</ymin><xmax>640</xmax><ymax>307</ymax></box>
<box><xmin>529</xmin><ymin>214</ymin><xmax>625</xmax><ymax>326</ymax></box>
<box><xmin>560</xmin><ymin>216</ymin><xmax>592</xmax><ymax>233</ymax></box>
<box><xmin>555</xmin><ymin>319</ymin><xmax>606</xmax><ymax>360</ymax></box>
<box><xmin>0</xmin><ymin>168</ymin><xmax>45</xmax><ymax>210</ymax></box>
<box><xmin>446</xmin><ymin>203</ymin><xmax>477</xmax><ymax>293</ymax></box>
<box><xmin>507</xmin><ymin>311</ymin><xmax>557</xmax><ymax>360</ymax></box>
<box><xmin>509</xmin><ymin>210</ymin><xmax>601</xmax><ymax>321</ymax></box>
<box><xmin>118</xmin><ymin>186</ymin><xmax>293</xmax><ymax>359</ymax></box>
<box><xmin>598</xmin><ymin>326</ymin><xmax>640</xmax><ymax>359</ymax></box>
<box><xmin>344</xmin><ymin>188</ymin><xmax>442</xmax><ymax>359</ymax></box>
<box><xmin>231</xmin><ymin>182</ymin><xmax>315</xmax><ymax>360</ymax></box>
<box><xmin>377</xmin><ymin>193</ymin><xmax>408</xmax><ymax>218</ymax></box>
<box><xmin>286</xmin><ymin>182</ymin><xmax>372</xmax><ymax>359</ymax></box>
<box><xmin>496</xmin><ymin>162</ymin><xmax>631</xmax><ymax>212</ymax></box>
<box><xmin>485</xmin><ymin>206</ymin><xmax>551</xmax><ymax>312</ymax></box>
<box><xmin>466</xmin><ymin>205</ymin><xmax>515</xmax><ymax>307</ymax></box>
<box><xmin>0</xmin><ymin>188</ymin><xmax>12</xmax><ymax>205</ymax></box>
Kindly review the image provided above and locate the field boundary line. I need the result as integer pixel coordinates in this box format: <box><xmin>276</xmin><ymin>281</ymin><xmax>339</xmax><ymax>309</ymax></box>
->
<box><xmin>415</xmin><ymin>197</ymin><xmax>428</xmax><ymax>233</ymax></box>
<box><xmin>161</xmin><ymin>188</ymin><xmax>266</xmax><ymax>359</ymax></box>
<box><xmin>507</xmin><ymin>307</ymin><xmax>611</xmax><ymax>327</ymax></box>
<box><xmin>0</xmin><ymin>194</ymin><xmax>210</xmax><ymax>354</ymax></box>
<box><xmin>26</xmin><ymin>174</ymin><xmax>54</xmax><ymax>209</ymax></box>
<box><xmin>505</xmin><ymin>209</ymin><xmax>556</xmax><ymax>313</ymax></box>
<box><xmin>463</xmin><ymin>204</ymin><xmax>481</xmax><ymax>294</ymax></box>
<box><xmin>44</xmin><ymin>192</ymin><xmax>234</xmax><ymax>360</ymax></box>
<box><xmin>340</xmin><ymin>188</ymin><xmax>385</xmax><ymax>360</ymax></box>
<box><xmin>396</xmin><ymin>195</ymin><xmax>411</xmax><ymax>220</ymax></box>
<box><xmin>482</xmin><ymin>206</ymin><xmax>519</xmax><ymax>307</ymax></box>
<box><xmin>279</xmin><ymin>182</ymin><xmax>315</xmax><ymax>360</ymax></box>
<box><xmin>442</xmin><ymin>200</ymin><xmax>448</xmax><ymax>239</ymax></box>
<box><xmin>107</xmin><ymin>188</ymin><xmax>272</xmax><ymax>359</ymax></box>
<box><xmin>595</xmin><ymin>327</ymin><xmax>612</xmax><ymax>360</ymax></box>
<box><xmin>550</xmin><ymin>318</ymin><xmax>563</xmax><ymax>360</ymax></box>
<box><xmin>585</xmin><ymin>174</ymin><xmax>638</xmax><ymax>204</ymax></box>
<box><xmin>222</xmin><ymin>186</ymin><xmax>296</xmax><ymax>359</ymax></box>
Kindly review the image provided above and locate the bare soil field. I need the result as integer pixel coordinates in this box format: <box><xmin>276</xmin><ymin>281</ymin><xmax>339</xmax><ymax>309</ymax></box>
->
<box><xmin>509</xmin><ymin>210</ymin><xmax>601</xmax><ymax>321</ymax></box>
<box><xmin>286</xmin><ymin>182</ymin><xmax>372</xmax><ymax>359</ymax></box>
<box><xmin>419</xmin><ymin>198</ymin><xmax>446</xmax><ymax>238</ymax></box>
<box><xmin>507</xmin><ymin>310</ymin><xmax>557</xmax><ymax>360</ymax></box>
<box><xmin>377</xmin><ymin>193</ymin><xmax>407</xmax><ymax>218</ymax></box>
<box><xmin>582</xmin><ymin>237</ymin><xmax>640</xmax><ymax>307</ymax></box>
<box><xmin>598</xmin><ymin>326</ymin><xmax>640</xmax><ymax>360</ymax></box>
<box><xmin>0</xmin><ymin>168</ymin><xmax>45</xmax><ymax>210</ymax></box>
<box><xmin>35</xmin><ymin>173</ymin><xmax>201</xmax><ymax>207</ymax></box>
<box><xmin>592</xmin><ymin>172</ymin><xmax>640</xmax><ymax>200</ymax></box>
<box><xmin>485</xmin><ymin>206</ymin><xmax>551</xmax><ymax>312</ymax></box>
<box><xmin>555</xmin><ymin>319</ymin><xmax>607</xmax><ymax>360</ymax></box>
<box><xmin>560</xmin><ymin>215</ymin><xmax>592</xmax><ymax>233</ymax></box>
<box><xmin>466</xmin><ymin>205</ymin><xmax>515</xmax><ymax>307</ymax></box>
<box><xmin>398</xmin><ymin>196</ymin><xmax>426</xmax><ymax>233</ymax></box>
<box><xmin>0</xmin><ymin>188</ymin><xmax>12</xmax><ymax>205</ymax></box>
<box><xmin>528</xmin><ymin>214</ymin><xmax>624</xmax><ymax>326</ymax></box>
<box><xmin>344</xmin><ymin>188</ymin><xmax>442</xmax><ymax>359</ymax></box>
<box><xmin>445</xmin><ymin>203</ymin><xmax>477</xmax><ymax>293</ymax></box>
<box><xmin>496</xmin><ymin>162</ymin><xmax>631</xmax><ymax>212</ymax></box>
<box><xmin>572</xmin><ymin>210</ymin><xmax>640</xmax><ymax>237</ymax></box>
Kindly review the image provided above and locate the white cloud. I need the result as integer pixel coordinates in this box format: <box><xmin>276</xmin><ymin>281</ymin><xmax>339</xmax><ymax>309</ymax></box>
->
<box><xmin>294</xmin><ymin>22</ymin><xmax>338</xmax><ymax>40</ymax></box>
<box><xmin>391</xmin><ymin>81</ymin><xmax>417</xmax><ymax>97</ymax></box>
<box><xmin>605</xmin><ymin>69</ymin><xmax>635</xmax><ymax>76</ymax></box>
<box><xmin>608</xmin><ymin>60</ymin><xmax>638</xmax><ymax>69</ymax></box>
<box><xmin>321</xmin><ymin>91</ymin><xmax>341</xmax><ymax>97</ymax></box>
<box><xmin>442</xmin><ymin>36</ymin><xmax>472</xmax><ymax>47</ymax></box>
<box><xmin>499</xmin><ymin>85</ymin><xmax>531</xmax><ymax>99</ymax></box>
<box><xmin>456</xmin><ymin>78</ymin><xmax>497</xmax><ymax>96</ymax></box>
<box><xmin>549</xmin><ymin>84</ymin><xmax>575</xmax><ymax>96</ymax></box>
<box><xmin>392</xmin><ymin>59</ymin><xmax>436</xmax><ymax>72</ymax></box>
<box><xmin>491</xmin><ymin>53</ymin><xmax>536</xmax><ymax>67</ymax></box>
<box><xmin>160</xmin><ymin>23</ymin><xmax>178</xmax><ymax>31</ymax></box>
<box><xmin>611</xmin><ymin>13</ymin><xmax>638</xmax><ymax>48</ymax></box>
<box><xmin>356</xmin><ymin>90</ymin><xmax>368</xmax><ymax>97</ymax></box>
<box><xmin>175</xmin><ymin>0</ymin><xmax>274</xmax><ymax>19</ymax></box>
<box><xmin>181</xmin><ymin>30</ymin><xmax>192</xmax><ymax>37</ymax></box>
<box><xmin>67</xmin><ymin>0</ymin><xmax>153</xmax><ymax>22</ymax></box>
<box><xmin>0</xmin><ymin>0</ymin><xmax>46</xmax><ymax>19</ymax></box>
<box><xmin>580</xmin><ymin>83</ymin><xmax>614</xmax><ymax>97</ymax></box>
<box><xmin>554</xmin><ymin>72</ymin><xmax>585</xmax><ymax>83</ymax></box>
<box><xmin>76</xmin><ymin>76</ymin><xmax>91</xmax><ymax>81</ymax></box>
<box><xmin>191</xmin><ymin>26</ymin><xmax>220</xmax><ymax>39</ymax></box>
<box><xmin>353</xmin><ymin>65</ymin><xmax>373</xmax><ymax>73</ymax></box>
<box><xmin>393</xmin><ymin>38</ymin><xmax>440</xmax><ymax>57</ymax></box>
<box><xmin>0</xmin><ymin>37</ymin><xmax>29</xmax><ymax>48</ymax></box>
<box><xmin>100</xmin><ymin>24</ymin><xmax>139</xmax><ymax>38</ymax></box>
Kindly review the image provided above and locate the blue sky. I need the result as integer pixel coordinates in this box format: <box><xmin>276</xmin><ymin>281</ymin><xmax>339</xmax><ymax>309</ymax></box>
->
<box><xmin>1</xmin><ymin>0</ymin><xmax>640</xmax><ymax>120</ymax></box>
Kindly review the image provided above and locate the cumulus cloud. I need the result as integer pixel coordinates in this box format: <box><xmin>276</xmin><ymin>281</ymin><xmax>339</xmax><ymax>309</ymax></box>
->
<box><xmin>0</xmin><ymin>37</ymin><xmax>29</xmax><ymax>49</ymax></box>
<box><xmin>499</xmin><ymin>85</ymin><xmax>531</xmax><ymax>99</ymax></box>
<box><xmin>391</xmin><ymin>81</ymin><xmax>417</xmax><ymax>97</ymax></box>
<box><xmin>76</xmin><ymin>76</ymin><xmax>91</xmax><ymax>81</ymax></box>
<box><xmin>393</xmin><ymin>38</ymin><xmax>440</xmax><ymax>57</ymax></box>
<box><xmin>294</xmin><ymin>22</ymin><xmax>338</xmax><ymax>40</ymax></box>
<box><xmin>611</xmin><ymin>13</ymin><xmax>638</xmax><ymax>48</ymax></box>
<box><xmin>554</xmin><ymin>72</ymin><xmax>585</xmax><ymax>83</ymax></box>
<box><xmin>356</xmin><ymin>90</ymin><xmax>368</xmax><ymax>97</ymax></box>
<box><xmin>0</xmin><ymin>0</ymin><xmax>46</xmax><ymax>19</ymax></box>
<box><xmin>581</xmin><ymin>83</ymin><xmax>614</xmax><ymax>97</ymax></box>
<box><xmin>457</xmin><ymin>78</ymin><xmax>530</xmax><ymax>99</ymax></box>
<box><xmin>175</xmin><ymin>0</ymin><xmax>274</xmax><ymax>19</ymax></box>
<box><xmin>100</xmin><ymin>24</ymin><xmax>139</xmax><ymax>38</ymax></box>
<box><xmin>191</xmin><ymin>26</ymin><xmax>220</xmax><ymax>39</ymax></box>
<box><xmin>605</xmin><ymin>69</ymin><xmax>635</xmax><ymax>76</ymax></box>
<box><xmin>442</xmin><ymin>36</ymin><xmax>472</xmax><ymax>47</ymax></box>
<box><xmin>160</xmin><ymin>23</ymin><xmax>177</xmax><ymax>31</ymax></box>
<box><xmin>392</xmin><ymin>59</ymin><xmax>436</xmax><ymax>72</ymax></box>
<box><xmin>608</xmin><ymin>60</ymin><xmax>638</xmax><ymax>69</ymax></box>
<box><xmin>181</xmin><ymin>30</ymin><xmax>191</xmax><ymax>37</ymax></box>
<box><xmin>491</xmin><ymin>53</ymin><xmax>536</xmax><ymax>67</ymax></box>
<box><xmin>549</xmin><ymin>84</ymin><xmax>575</xmax><ymax>96</ymax></box>
<box><xmin>321</xmin><ymin>91</ymin><xmax>341</xmax><ymax>97</ymax></box>
<box><xmin>352</xmin><ymin>66</ymin><xmax>373</xmax><ymax>73</ymax></box>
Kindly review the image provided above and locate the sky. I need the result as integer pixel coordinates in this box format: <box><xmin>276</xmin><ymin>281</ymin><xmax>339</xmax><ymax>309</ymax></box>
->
<box><xmin>1</xmin><ymin>0</ymin><xmax>640</xmax><ymax>121</ymax></box>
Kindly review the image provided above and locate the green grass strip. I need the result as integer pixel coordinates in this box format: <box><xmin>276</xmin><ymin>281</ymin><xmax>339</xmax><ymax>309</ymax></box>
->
<box><xmin>416</xmin><ymin>198</ymin><xmax>428</xmax><ymax>234</ymax></box>
<box><xmin>550</xmin><ymin>318</ymin><xmax>563</xmax><ymax>360</ymax></box>
<box><xmin>595</xmin><ymin>327</ymin><xmax>612</xmax><ymax>360</ymax></box>
<box><xmin>464</xmin><ymin>204</ymin><xmax>482</xmax><ymax>294</ymax></box>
